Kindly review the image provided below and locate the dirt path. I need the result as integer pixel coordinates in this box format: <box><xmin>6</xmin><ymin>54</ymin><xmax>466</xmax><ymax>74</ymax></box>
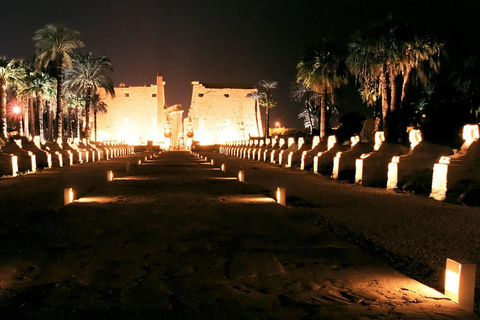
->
<box><xmin>0</xmin><ymin>151</ymin><xmax>475</xmax><ymax>319</ymax></box>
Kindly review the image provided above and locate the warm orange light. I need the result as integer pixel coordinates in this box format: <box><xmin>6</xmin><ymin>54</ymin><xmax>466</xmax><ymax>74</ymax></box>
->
<box><xmin>276</xmin><ymin>187</ymin><xmax>286</xmax><ymax>206</ymax></box>
<box><xmin>64</xmin><ymin>188</ymin><xmax>74</xmax><ymax>206</ymax></box>
<box><xmin>12</xmin><ymin>106</ymin><xmax>21</xmax><ymax>114</ymax></box>
<box><xmin>445</xmin><ymin>258</ymin><xmax>476</xmax><ymax>312</ymax></box>
<box><xmin>275</xmin><ymin>121</ymin><xmax>280</xmax><ymax>128</ymax></box>
<box><xmin>107</xmin><ymin>171</ymin><xmax>114</xmax><ymax>182</ymax></box>
<box><xmin>238</xmin><ymin>170</ymin><xmax>244</xmax><ymax>182</ymax></box>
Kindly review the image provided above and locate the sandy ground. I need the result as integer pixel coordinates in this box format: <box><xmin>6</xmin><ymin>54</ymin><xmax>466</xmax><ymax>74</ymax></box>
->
<box><xmin>0</xmin><ymin>151</ymin><xmax>476</xmax><ymax>319</ymax></box>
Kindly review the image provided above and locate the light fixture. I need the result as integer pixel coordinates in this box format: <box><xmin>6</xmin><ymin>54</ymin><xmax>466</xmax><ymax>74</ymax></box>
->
<box><xmin>64</xmin><ymin>188</ymin><xmax>74</xmax><ymax>205</ymax></box>
<box><xmin>238</xmin><ymin>170</ymin><xmax>244</xmax><ymax>182</ymax></box>
<box><xmin>276</xmin><ymin>187</ymin><xmax>286</xmax><ymax>206</ymax></box>
<box><xmin>445</xmin><ymin>258</ymin><xmax>476</xmax><ymax>312</ymax></box>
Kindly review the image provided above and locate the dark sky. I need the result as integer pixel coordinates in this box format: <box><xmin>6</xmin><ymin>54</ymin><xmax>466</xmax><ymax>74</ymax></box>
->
<box><xmin>1</xmin><ymin>0</ymin><xmax>479</xmax><ymax>129</ymax></box>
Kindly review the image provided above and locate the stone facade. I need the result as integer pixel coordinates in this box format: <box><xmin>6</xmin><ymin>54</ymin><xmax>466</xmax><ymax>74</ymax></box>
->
<box><xmin>187</xmin><ymin>82</ymin><xmax>263</xmax><ymax>145</ymax></box>
<box><xmin>96</xmin><ymin>74</ymin><xmax>166</xmax><ymax>146</ymax></box>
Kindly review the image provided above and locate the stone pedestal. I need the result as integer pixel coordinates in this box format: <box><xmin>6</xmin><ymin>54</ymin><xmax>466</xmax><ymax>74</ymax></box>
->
<box><xmin>286</xmin><ymin>138</ymin><xmax>309</xmax><ymax>168</ymax></box>
<box><xmin>2</xmin><ymin>139</ymin><xmax>36</xmax><ymax>173</ymax></box>
<box><xmin>386</xmin><ymin>130</ymin><xmax>453</xmax><ymax>190</ymax></box>
<box><xmin>300</xmin><ymin>136</ymin><xmax>325</xmax><ymax>170</ymax></box>
<box><xmin>332</xmin><ymin>136</ymin><xmax>372</xmax><ymax>180</ymax></box>
<box><xmin>313</xmin><ymin>136</ymin><xmax>350</xmax><ymax>174</ymax></box>
<box><xmin>430</xmin><ymin>124</ymin><xmax>480</xmax><ymax>201</ymax></box>
<box><xmin>355</xmin><ymin>132</ymin><xmax>409</xmax><ymax>187</ymax></box>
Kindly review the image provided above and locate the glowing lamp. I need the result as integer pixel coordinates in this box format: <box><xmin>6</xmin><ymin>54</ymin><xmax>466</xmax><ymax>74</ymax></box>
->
<box><xmin>137</xmin><ymin>159</ymin><xmax>142</xmax><ymax>165</ymax></box>
<box><xmin>276</xmin><ymin>187</ymin><xmax>286</xmax><ymax>206</ymax></box>
<box><xmin>107</xmin><ymin>171</ymin><xmax>114</xmax><ymax>182</ymax></box>
<box><xmin>238</xmin><ymin>170</ymin><xmax>245</xmax><ymax>182</ymax></box>
<box><xmin>144</xmin><ymin>156</ymin><xmax>148</xmax><ymax>162</ymax></box>
<box><xmin>445</xmin><ymin>258</ymin><xmax>476</xmax><ymax>312</ymax></box>
<box><xmin>221</xmin><ymin>164</ymin><xmax>226</xmax><ymax>172</ymax></box>
<box><xmin>11</xmin><ymin>155</ymin><xmax>19</xmax><ymax>177</ymax></box>
<box><xmin>211</xmin><ymin>159</ymin><xmax>215</xmax><ymax>166</ymax></box>
<box><xmin>64</xmin><ymin>188</ymin><xmax>74</xmax><ymax>206</ymax></box>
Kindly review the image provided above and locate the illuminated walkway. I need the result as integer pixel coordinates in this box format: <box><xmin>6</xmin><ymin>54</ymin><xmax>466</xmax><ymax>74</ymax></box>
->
<box><xmin>0</xmin><ymin>151</ymin><xmax>475</xmax><ymax>319</ymax></box>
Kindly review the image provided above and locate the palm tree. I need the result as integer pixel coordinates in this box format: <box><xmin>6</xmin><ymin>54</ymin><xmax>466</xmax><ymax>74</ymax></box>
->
<box><xmin>21</xmin><ymin>67</ymin><xmax>56</xmax><ymax>140</ymax></box>
<box><xmin>291</xmin><ymin>82</ymin><xmax>319</xmax><ymax>134</ymax></box>
<box><xmin>297</xmin><ymin>48</ymin><xmax>348</xmax><ymax>139</ymax></box>
<box><xmin>0</xmin><ymin>57</ymin><xmax>24</xmax><ymax>139</ymax></box>
<box><xmin>90</xmin><ymin>93</ymin><xmax>108</xmax><ymax>142</ymax></box>
<box><xmin>247</xmin><ymin>91</ymin><xmax>265</xmax><ymax>137</ymax></box>
<box><xmin>347</xmin><ymin>24</ymin><xmax>442</xmax><ymax>142</ymax></box>
<box><xmin>258</xmin><ymin>80</ymin><xmax>277</xmax><ymax>139</ymax></box>
<box><xmin>64</xmin><ymin>53</ymin><xmax>114</xmax><ymax>142</ymax></box>
<box><xmin>33</xmin><ymin>24</ymin><xmax>84</xmax><ymax>143</ymax></box>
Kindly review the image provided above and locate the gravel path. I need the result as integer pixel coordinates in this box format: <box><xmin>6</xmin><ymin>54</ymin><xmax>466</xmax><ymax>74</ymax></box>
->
<box><xmin>0</xmin><ymin>151</ymin><xmax>476</xmax><ymax>319</ymax></box>
<box><xmin>200</xmin><ymin>149</ymin><xmax>480</xmax><ymax>316</ymax></box>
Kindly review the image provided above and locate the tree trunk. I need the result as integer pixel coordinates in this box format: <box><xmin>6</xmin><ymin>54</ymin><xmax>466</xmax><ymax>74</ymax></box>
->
<box><xmin>0</xmin><ymin>81</ymin><xmax>7</xmax><ymax>139</ymax></box>
<box><xmin>254</xmin><ymin>99</ymin><xmax>261</xmax><ymax>137</ymax></box>
<box><xmin>76</xmin><ymin>106</ymin><xmax>81</xmax><ymax>139</ymax></box>
<box><xmin>55</xmin><ymin>70</ymin><xmax>63</xmax><ymax>143</ymax></box>
<box><xmin>379</xmin><ymin>71</ymin><xmax>390</xmax><ymax>138</ymax></box>
<box><xmin>320</xmin><ymin>86</ymin><xmax>327</xmax><ymax>139</ymax></box>
<box><xmin>46</xmin><ymin>101</ymin><xmax>53</xmax><ymax>141</ymax></box>
<box><xmin>94</xmin><ymin>110</ymin><xmax>97</xmax><ymax>142</ymax></box>
<box><xmin>85</xmin><ymin>87</ymin><xmax>92</xmax><ymax>142</ymax></box>
<box><xmin>400</xmin><ymin>66</ymin><xmax>413</xmax><ymax>105</ymax></box>
<box><xmin>67</xmin><ymin>108</ymin><xmax>72</xmax><ymax>139</ymax></box>
<box><xmin>28</xmin><ymin>97</ymin><xmax>35</xmax><ymax>138</ymax></box>
<box><xmin>265</xmin><ymin>106</ymin><xmax>269</xmax><ymax>139</ymax></box>
<box><xmin>37</xmin><ymin>96</ymin><xmax>44</xmax><ymax>140</ymax></box>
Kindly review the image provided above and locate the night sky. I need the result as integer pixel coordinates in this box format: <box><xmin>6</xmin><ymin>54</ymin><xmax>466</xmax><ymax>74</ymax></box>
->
<box><xmin>1</xmin><ymin>0</ymin><xmax>479</xmax><ymax>129</ymax></box>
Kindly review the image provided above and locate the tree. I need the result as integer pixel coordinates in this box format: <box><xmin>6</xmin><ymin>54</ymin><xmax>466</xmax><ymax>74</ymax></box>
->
<box><xmin>64</xmin><ymin>53</ymin><xmax>114</xmax><ymax>142</ymax></box>
<box><xmin>291</xmin><ymin>82</ymin><xmax>319</xmax><ymax>135</ymax></box>
<box><xmin>90</xmin><ymin>93</ymin><xmax>108</xmax><ymax>142</ymax></box>
<box><xmin>451</xmin><ymin>56</ymin><xmax>480</xmax><ymax>122</ymax></box>
<box><xmin>258</xmin><ymin>80</ymin><xmax>277</xmax><ymax>139</ymax></box>
<box><xmin>21</xmin><ymin>67</ymin><xmax>56</xmax><ymax>140</ymax></box>
<box><xmin>33</xmin><ymin>24</ymin><xmax>84</xmax><ymax>143</ymax></box>
<box><xmin>0</xmin><ymin>57</ymin><xmax>24</xmax><ymax>139</ymax></box>
<box><xmin>347</xmin><ymin>22</ymin><xmax>442</xmax><ymax>142</ymax></box>
<box><xmin>297</xmin><ymin>48</ymin><xmax>348</xmax><ymax>139</ymax></box>
<box><xmin>247</xmin><ymin>91</ymin><xmax>265</xmax><ymax>137</ymax></box>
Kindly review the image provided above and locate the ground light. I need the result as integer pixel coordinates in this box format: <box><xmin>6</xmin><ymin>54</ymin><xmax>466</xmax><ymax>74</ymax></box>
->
<box><xmin>64</xmin><ymin>188</ymin><xmax>74</xmax><ymax>206</ymax></box>
<box><xmin>211</xmin><ymin>159</ymin><xmax>215</xmax><ymax>166</ymax></box>
<box><xmin>238</xmin><ymin>170</ymin><xmax>244</xmax><ymax>182</ymax></box>
<box><xmin>221</xmin><ymin>164</ymin><xmax>226</xmax><ymax>172</ymax></box>
<box><xmin>107</xmin><ymin>171</ymin><xmax>114</xmax><ymax>182</ymax></box>
<box><xmin>276</xmin><ymin>187</ymin><xmax>286</xmax><ymax>206</ymax></box>
<box><xmin>445</xmin><ymin>258</ymin><xmax>476</xmax><ymax>312</ymax></box>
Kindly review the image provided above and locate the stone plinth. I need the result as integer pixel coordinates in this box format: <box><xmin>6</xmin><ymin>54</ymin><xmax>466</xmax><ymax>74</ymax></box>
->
<box><xmin>430</xmin><ymin>124</ymin><xmax>480</xmax><ymax>201</ymax></box>
<box><xmin>355</xmin><ymin>139</ymin><xmax>409</xmax><ymax>187</ymax></box>
<box><xmin>300</xmin><ymin>136</ymin><xmax>326</xmax><ymax>170</ymax></box>
<box><xmin>386</xmin><ymin>130</ymin><xmax>453</xmax><ymax>190</ymax></box>
<box><xmin>1</xmin><ymin>139</ymin><xmax>36</xmax><ymax>173</ymax></box>
<box><xmin>0</xmin><ymin>152</ymin><xmax>18</xmax><ymax>176</ymax></box>
<box><xmin>271</xmin><ymin>138</ymin><xmax>287</xmax><ymax>164</ymax></box>
<box><xmin>313</xmin><ymin>136</ymin><xmax>350</xmax><ymax>175</ymax></box>
<box><xmin>331</xmin><ymin>136</ymin><xmax>372</xmax><ymax>180</ymax></box>
<box><xmin>19</xmin><ymin>137</ymin><xmax>52</xmax><ymax>169</ymax></box>
<box><xmin>286</xmin><ymin>138</ymin><xmax>309</xmax><ymax>168</ymax></box>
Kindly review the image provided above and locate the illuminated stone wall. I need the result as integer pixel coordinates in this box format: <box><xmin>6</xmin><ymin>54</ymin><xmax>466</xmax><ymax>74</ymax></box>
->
<box><xmin>96</xmin><ymin>75</ymin><xmax>166</xmax><ymax>145</ymax></box>
<box><xmin>187</xmin><ymin>82</ymin><xmax>263</xmax><ymax>145</ymax></box>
